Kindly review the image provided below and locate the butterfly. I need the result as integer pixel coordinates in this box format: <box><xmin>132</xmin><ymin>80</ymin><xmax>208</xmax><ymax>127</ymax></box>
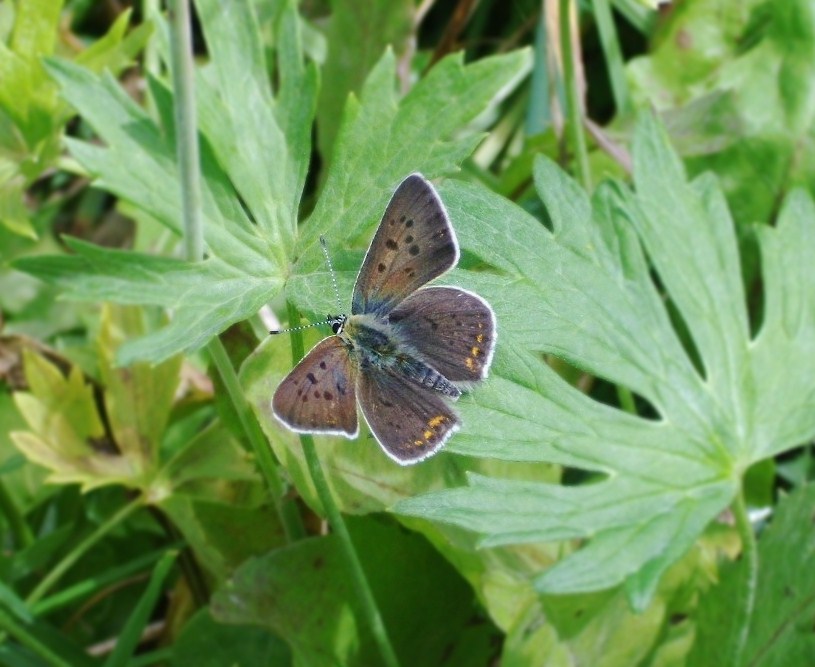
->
<box><xmin>272</xmin><ymin>174</ymin><xmax>496</xmax><ymax>464</ymax></box>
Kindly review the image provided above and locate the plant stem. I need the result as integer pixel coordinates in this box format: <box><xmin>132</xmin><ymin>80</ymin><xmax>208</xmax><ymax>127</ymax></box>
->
<box><xmin>26</xmin><ymin>498</ymin><xmax>142</xmax><ymax>606</ymax></box>
<box><xmin>559</xmin><ymin>0</ymin><xmax>592</xmax><ymax>190</ymax></box>
<box><xmin>0</xmin><ymin>479</ymin><xmax>34</xmax><ymax>548</ymax></box>
<box><xmin>207</xmin><ymin>337</ymin><xmax>304</xmax><ymax>541</ymax></box>
<box><xmin>729</xmin><ymin>489</ymin><xmax>758</xmax><ymax>667</ymax></box>
<box><xmin>286</xmin><ymin>302</ymin><xmax>401</xmax><ymax>667</ymax></box>
<box><xmin>0</xmin><ymin>609</ymin><xmax>73</xmax><ymax>667</ymax></box>
<box><xmin>167</xmin><ymin>0</ymin><xmax>203</xmax><ymax>262</ymax></box>
<box><xmin>591</xmin><ymin>0</ymin><xmax>630</xmax><ymax>116</ymax></box>
<box><xmin>166</xmin><ymin>0</ymin><xmax>302</xmax><ymax>542</ymax></box>
<box><xmin>616</xmin><ymin>385</ymin><xmax>636</xmax><ymax>414</ymax></box>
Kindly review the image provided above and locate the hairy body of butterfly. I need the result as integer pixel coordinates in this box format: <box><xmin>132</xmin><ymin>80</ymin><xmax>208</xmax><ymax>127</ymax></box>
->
<box><xmin>342</xmin><ymin>314</ymin><xmax>462</xmax><ymax>399</ymax></box>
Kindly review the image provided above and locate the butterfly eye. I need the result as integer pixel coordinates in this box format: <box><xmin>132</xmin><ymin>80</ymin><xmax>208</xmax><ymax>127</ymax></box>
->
<box><xmin>330</xmin><ymin>315</ymin><xmax>347</xmax><ymax>334</ymax></box>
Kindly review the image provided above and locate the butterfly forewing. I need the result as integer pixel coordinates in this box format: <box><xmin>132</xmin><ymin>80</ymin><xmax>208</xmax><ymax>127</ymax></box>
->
<box><xmin>357</xmin><ymin>362</ymin><xmax>460</xmax><ymax>464</ymax></box>
<box><xmin>388</xmin><ymin>286</ymin><xmax>497</xmax><ymax>382</ymax></box>
<box><xmin>272</xmin><ymin>336</ymin><xmax>359</xmax><ymax>437</ymax></box>
<box><xmin>352</xmin><ymin>174</ymin><xmax>459</xmax><ymax>317</ymax></box>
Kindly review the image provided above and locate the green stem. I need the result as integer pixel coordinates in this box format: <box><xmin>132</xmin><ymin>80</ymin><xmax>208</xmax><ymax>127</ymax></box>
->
<box><xmin>559</xmin><ymin>0</ymin><xmax>592</xmax><ymax>190</ymax></box>
<box><xmin>0</xmin><ymin>479</ymin><xmax>34</xmax><ymax>548</ymax></box>
<box><xmin>286</xmin><ymin>302</ymin><xmax>400</xmax><ymax>667</ymax></box>
<box><xmin>166</xmin><ymin>0</ymin><xmax>303</xmax><ymax>542</ymax></box>
<box><xmin>167</xmin><ymin>0</ymin><xmax>203</xmax><ymax>262</ymax></box>
<box><xmin>616</xmin><ymin>385</ymin><xmax>636</xmax><ymax>414</ymax></box>
<box><xmin>207</xmin><ymin>337</ymin><xmax>304</xmax><ymax>541</ymax></box>
<box><xmin>591</xmin><ymin>0</ymin><xmax>630</xmax><ymax>116</ymax></box>
<box><xmin>0</xmin><ymin>609</ymin><xmax>73</xmax><ymax>667</ymax></box>
<box><xmin>26</xmin><ymin>498</ymin><xmax>142</xmax><ymax>606</ymax></box>
<box><xmin>729</xmin><ymin>489</ymin><xmax>758</xmax><ymax>667</ymax></box>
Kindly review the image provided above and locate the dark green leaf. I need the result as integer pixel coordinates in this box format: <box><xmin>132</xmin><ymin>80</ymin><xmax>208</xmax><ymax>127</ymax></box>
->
<box><xmin>171</xmin><ymin>608</ymin><xmax>291</xmax><ymax>667</ymax></box>
<box><xmin>690</xmin><ymin>485</ymin><xmax>815</xmax><ymax>665</ymax></box>
<box><xmin>212</xmin><ymin>515</ymin><xmax>480</xmax><ymax>667</ymax></box>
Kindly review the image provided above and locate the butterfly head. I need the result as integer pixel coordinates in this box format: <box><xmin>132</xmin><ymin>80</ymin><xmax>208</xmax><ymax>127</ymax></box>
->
<box><xmin>329</xmin><ymin>314</ymin><xmax>348</xmax><ymax>335</ymax></box>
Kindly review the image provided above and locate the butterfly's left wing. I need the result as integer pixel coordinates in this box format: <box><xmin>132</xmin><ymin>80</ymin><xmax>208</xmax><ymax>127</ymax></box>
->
<box><xmin>352</xmin><ymin>174</ymin><xmax>459</xmax><ymax>317</ymax></box>
<box><xmin>272</xmin><ymin>336</ymin><xmax>359</xmax><ymax>437</ymax></box>
<box><xmin>388</xmin><ymin>286</ymin><xmax>496</xmax><ymax>382</ymax></box>
<box><xmin>357</xmin><ymin>362</ymin><xmax>459</xmax><ymax>465</ymax></box>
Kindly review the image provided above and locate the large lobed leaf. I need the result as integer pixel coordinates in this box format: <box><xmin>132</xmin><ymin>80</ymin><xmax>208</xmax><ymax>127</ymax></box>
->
<box><xmin>13</xmin><ymin>0</ymin><xmax>300</xmax><ymax>365</ymax></box>
<box><xmin>288</xmin><ymin>47</ymin><xmax>531</xmax><ymax>312</ymax></box>
<box><xmin>396</xmin><ymin>112</ymin><xmax>815</xmax><ymax>607</ymax></box>
<box><xmin>14</xmin><ymin>0</ymin><xmax>529</xmax><ymax>365</ymax></box>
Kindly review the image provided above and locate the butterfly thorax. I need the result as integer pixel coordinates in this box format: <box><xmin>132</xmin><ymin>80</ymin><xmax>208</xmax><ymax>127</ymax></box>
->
<box><xmin>340</xmin><ymin>313</ymin><xmax>461</xmax><ymax>399</ymax></box>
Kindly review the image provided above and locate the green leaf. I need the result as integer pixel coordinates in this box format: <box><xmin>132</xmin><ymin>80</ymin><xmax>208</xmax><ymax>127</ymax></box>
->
<box><xmin>211</xmin><ymin>515</ymin><xmax>482</xmax><ymax>667</ymax></box>
<box><xmin>15</xmin><ymin>237</ymin><xmax>281</xmax><ymax>365</ymax></box>
<box><xmin>9</xmin><ymin>304</ymin><xmax>184</xmax><ymax>491</ymax></box>
<box><xmin>288</xmin><ymin>47</ymin><xmax>531</xmax><ymax>312</ymax></box>
<box><xmin>0</xmin><ymin>3</ymin><xmax>148</xmax><ymax>238</ymax></box>
<box><xmin>689</xmin><ymin>484</ymin><xmax>815</xmax><ymax>665</ymax></box>
<box><xmin>11</xmin><ymin>350</ymin><xmax>136</xmax><ymax>491</ymax></box>
<box><xmin>316</xmin><ymin>0</ymin><xmax>414</xmax><ymax>164</ymax></box>
<box><xmin>395</xmin><ymin>112</ymin><xmax>815</xmax><ymax>607</ymax></box>
<box><xmin>627</xmin><ymin>0</ymin><xmax>815</xmax><ymax>228</ymax></box>
<box><xmin>75</xmin><ymin>10</ymin><xmax>153</xmax><ymax>76</ymax></box>
<box><xmin>156</xmin><ymin>421</ymin><xmax>258</xmax><ymax>495</ymax></box>
<box><xmin>171</xmin><ymin>608</ymin><xmax>291</xmax><ymax>667</ymax></box>
<box><xmin>11</xmin><ymin>1</ymin><xmax>310</xmax><ymax>363</ymax></box>
<box><xmin>0</xmin><ymin>579</ymin><xmax>32</xmax><ymax>624</ymax></box>
<box><xmin>97</xmin><ymin>304</ymin><xmax>182</xmax><ymax>472</ymax></box>
<box><xmin>195</xmin><ymin>0</ymin><xmax>316</xmax><ymax>260</ymax></box>
<box><xmin>160</xmin><ymin>495</ymin><xmax>286</xmax><ymax>583</ymax></box>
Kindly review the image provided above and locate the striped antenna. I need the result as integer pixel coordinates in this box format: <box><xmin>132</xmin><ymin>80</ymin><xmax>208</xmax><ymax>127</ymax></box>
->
<box><xmin>320</xmin><ymin>235</ymin><xmax>343</xmax><ymax>314</ymax></box>
<box><xmin>270</xmin><ymin>315</ymin><xmax>345</xmax><ymax>336</ymax></box>
<box><xmin>269</xmin><ymin>236</ymin><xmax>346</xmax><ymax>336</ymax></box>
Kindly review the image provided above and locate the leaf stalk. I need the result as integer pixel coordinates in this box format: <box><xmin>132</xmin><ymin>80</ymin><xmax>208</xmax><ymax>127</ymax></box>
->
<box><xmin>729</xmin><ymin>488</ymin><xmax>758</xmax><ymax>666</ymax></box>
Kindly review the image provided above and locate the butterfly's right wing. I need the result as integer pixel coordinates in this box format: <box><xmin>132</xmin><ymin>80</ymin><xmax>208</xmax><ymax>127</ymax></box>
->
<box><xmin>357</xmin><ymin>361</ymin><xmax>459</xmax><ymax>465</ymax></box>
<box><xmin>352</xmin><ymin>174</ymin><xmax>459</xmax><ymax>317</ymax></box>
<box><xmin>273</xmin><ymin>336</ymin><xmax>359</xmax><ymax>437</ymax></box>
<box><xmin>388</xmin><ymin>286</ymin><xmax>496</xmax><ymax>382</ymax></box>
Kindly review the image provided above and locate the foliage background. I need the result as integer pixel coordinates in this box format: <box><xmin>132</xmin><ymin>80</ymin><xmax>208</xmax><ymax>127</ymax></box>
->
<box><xmin>1</xmin><ymin>0</ymin><xmax>814</xmax><ymax>666</ymax></box>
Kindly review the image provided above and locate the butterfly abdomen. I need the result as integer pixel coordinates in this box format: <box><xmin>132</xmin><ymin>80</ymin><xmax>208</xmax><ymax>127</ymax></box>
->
<box><xmin>394</xmin><ymin>355</ymin><xmax>461</xmax><ymax>398</ymax></box>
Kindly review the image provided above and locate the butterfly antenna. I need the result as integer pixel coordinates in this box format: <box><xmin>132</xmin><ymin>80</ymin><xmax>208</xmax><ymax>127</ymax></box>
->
<box><xmin>269</xmin><ymin>315</ymin><xmax>345</xmax><ymax>336</ymax></box>
<box><xmin>270</xmin><ymin>237</ymin><xmax>347</xmax><ymax>336</ymax></box>
<box><xmin>320</xmin><ymin>235</ymin><xmax>343</xmax><ymax>314</ymax></box>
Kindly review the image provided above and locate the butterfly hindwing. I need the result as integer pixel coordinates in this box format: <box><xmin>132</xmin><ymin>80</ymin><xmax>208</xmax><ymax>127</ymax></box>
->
<box><xmin>388</xmin><ymin>286</ymin><xmax>497</xmax><ymax>382</ymax></box>
<box><xmin>351</xmin><ymin>174</ymin><xmax>459</xmax><ymax>317</ymax></box>
<box><xmin>272</xmin><ymin>336</ymin><xmax>358</xmax><ymax>437</ymax></box>
<box><xmin>357</xmin><ymin>362</ymin><xmax>460</xmax><ymax>465</ymax></box>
